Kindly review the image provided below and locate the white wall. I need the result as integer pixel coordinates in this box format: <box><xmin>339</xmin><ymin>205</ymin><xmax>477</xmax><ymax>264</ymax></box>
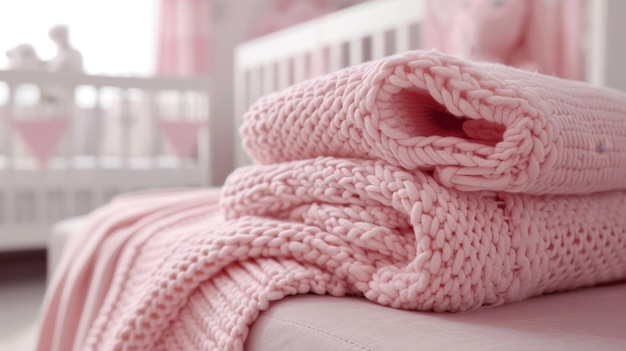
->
<box><xmin>0</xmin><ymin>0</ymin><xmax>157</xmax><ymax>76</ymax></box>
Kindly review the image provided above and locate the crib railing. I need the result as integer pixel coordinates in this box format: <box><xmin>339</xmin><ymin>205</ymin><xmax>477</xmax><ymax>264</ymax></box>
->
<box><xmin>233</xmin><ymin>0</ymin><xmax>424</xmax><ymax>167</ymax></box>
<box><xmin>0</xmin><ymin>69</ymin><xmax>210</xmax><ymax>251</ymax></box>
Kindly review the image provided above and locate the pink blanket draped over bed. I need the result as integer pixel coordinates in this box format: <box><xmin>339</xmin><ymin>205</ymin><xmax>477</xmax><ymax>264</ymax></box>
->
<box><xmin>38</xmin><ymin>51</ymin><xmax>626</xmax><ymax>351</ymax></box>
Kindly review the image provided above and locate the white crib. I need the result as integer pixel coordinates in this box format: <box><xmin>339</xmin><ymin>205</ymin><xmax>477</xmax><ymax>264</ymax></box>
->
<box><xmin>0</xmin><ymin>69</ymin><xmax>210</xmax><ymax>251</ymax></box>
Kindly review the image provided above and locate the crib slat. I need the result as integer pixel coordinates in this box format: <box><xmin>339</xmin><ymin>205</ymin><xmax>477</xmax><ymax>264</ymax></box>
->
<box><xmin>62</xmin><ymin>167</ymin><xmax>76</xmax><ymax>218</ymax></box>
<box><xmin>371</xmin><ymin>32</ymin><xmax>385</xmax><ymax>60</ymax></box>
<box><xmin>177</xmin><ymin>91</ymin><xmax>186</xmax><ymax>170</ymax></box>
<box><xmin>262</xmin><ymin>64</ymin><xmax>275</xmax><ymax>95</ymax></box>
<box><xmin>233</xmin><ymin>60</ymin><xmax>248</xmax><ymax>167</ymax></box>
<box><xmin>67</xmin><ymin>89</ymin><xmax>77</xmax><ymax>170</ymax></box>
<box><xmin>34</xmin><ymin>81</ymin><xmax>50</xmax><ymax>221</ymax></box>
<box><xmin>395</xmin><ymin>25</ymin><xmax>410</xmax><ymax>52</ymax></box>
<box><xmin>293</xmin><ymin>54</ymin><xmax>307</xmax><ymax>84</ymax></box>
<box><xmin>3</xmin><ymin>85</ymin><xmax>15</xmax><ymax>170</ymax></box>
<box><xmin>92</xmin><ymin>86</ymin><xmax>104</xmax><ymax>166</ymax></box>
<box><xmin>1</xmin><ymin>85</ymin><xmax>15</xmax><ymax>225</ymax></box>
<box><xmin>194</xmin><ymin>91</ymin><xmax>210</xmax><ymax>185</ymax></box>
<box><xmin>150</xmin><ymin>90</ymin><xmax>162</xmax><ymax>170</ymax></box>
<box><xmin>35</xmin><ymin>170</ymin><xmax>46</xmax><ymax>225</ymax></box>
<box><xmin>120</xmin><ymin>90</ymin><xmax>131</xmax><ymax>170</ymax></box>
<box><xmin>329</xmin><ymin>43</ymin><xmax>342</xmax><ymax>72</ymax></box>
<box><xmin>349</xmin><ymin>37</ymin><xmax>363</xmax><ymax>67</ymax></box>
<box><xmin>92</xmin><ymin>87</ymin><xmax>106</xmax><ymax>207</ymax></box>
<box><xmin>248</xmin><ymin>67</ymin><xmax>262</xmax><ymax>107</ymax></box>
<box><xmin>310</xmin><ymin>48</ymin><xmax>324</xmax><ymax>78</ymax></box>
<box><xmin>277</xmin><ymin>58</ymin><xmax>290</xmax><ymax>90</ymax></box>
<box><xmin>65</xmin><ymin>93</ymin><xmax>77</xmax><ymax>216</ymax></box>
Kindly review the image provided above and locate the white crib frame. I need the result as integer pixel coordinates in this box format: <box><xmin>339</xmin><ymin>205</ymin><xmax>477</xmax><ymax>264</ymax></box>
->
<box><xmin>0</xmin><ymin>70</ymin><xmax>211</xmax><ymax>251</ymax></box>
<box><xmin>233</xmin><ymin>0</ymin><xmax>626</xmax><ymax>169</ymax></box>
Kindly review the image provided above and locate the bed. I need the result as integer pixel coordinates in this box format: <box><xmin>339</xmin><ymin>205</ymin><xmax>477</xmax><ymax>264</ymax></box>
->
<box><xmin>41</xmin><ymin>0</ymin><xmax>626</xmax><ymax>350</ymax></box>
<box><xmin>245</xmin><ymin>284</ymin><xmax>626</xmax><ymax>351</ymax></box>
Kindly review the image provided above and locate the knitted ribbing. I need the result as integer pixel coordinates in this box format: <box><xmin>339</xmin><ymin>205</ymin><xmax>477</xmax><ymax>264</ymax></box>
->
<box><xmin>55</xmin><ymin>159</ymin><xmax>625</xmax><ymax>351</ymax></box>
<box><xmin>242</xmin><ymin>50</ymin><xmax>626</xmax><ymax>194</ymax></box>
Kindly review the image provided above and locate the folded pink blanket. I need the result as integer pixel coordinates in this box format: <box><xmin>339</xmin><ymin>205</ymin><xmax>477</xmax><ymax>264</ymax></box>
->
<box><xmin>38</xmin><ymin>51</ymin><xmax>626</xmax><ymax>351</ymax></box>
<box><xmin>243</xmin><ymin>50</ymin><xmax>626</xmax><ymax>194</ymax></box>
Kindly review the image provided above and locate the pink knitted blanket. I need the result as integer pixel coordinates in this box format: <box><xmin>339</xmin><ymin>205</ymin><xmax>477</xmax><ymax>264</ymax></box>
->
<box><xmin>38</xmin><ymin>51</ymin><xmax>626</xmax><ymax>351</ymax></box>
<box><xmin>243</xmin><ymin>51</ymin><xmax>626</xmax><ymax>194</ymax></box>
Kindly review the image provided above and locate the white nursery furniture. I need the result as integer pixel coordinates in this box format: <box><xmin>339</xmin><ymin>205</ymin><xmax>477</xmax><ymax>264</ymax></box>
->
<box><xmin>0</xmin><ymin>69</ymin><xmax>210</xmax><ymax>251</ymax></box>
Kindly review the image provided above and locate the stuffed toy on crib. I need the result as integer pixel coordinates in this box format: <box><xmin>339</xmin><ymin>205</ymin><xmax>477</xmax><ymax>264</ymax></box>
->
<box><xmin>5</xmin><ymin>43</ymin><xmax>45</xmax><ymax>71</ymax></box>
<box><xmin>423</xmin><ymin>0</ymin><xmax>584</xmax><ymax>81</ymax></box>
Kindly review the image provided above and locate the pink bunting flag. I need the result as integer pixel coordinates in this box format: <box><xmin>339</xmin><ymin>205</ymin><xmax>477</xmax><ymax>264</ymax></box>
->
<box><xmin>14</xmin><ymin>119</ymin><xmax>68</xmax><ymax>166</ymax></box>
<box><xmin>158</xmin><ymin>120</ymin><xmax>206</xmax><ymax>159</ymax></box>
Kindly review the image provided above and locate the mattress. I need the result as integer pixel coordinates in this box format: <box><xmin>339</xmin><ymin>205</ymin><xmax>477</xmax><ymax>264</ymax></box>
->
<box><xmin>246</xmin><ymin>283</ymin><xmax>626</xmax><ymax>351</ymax></box>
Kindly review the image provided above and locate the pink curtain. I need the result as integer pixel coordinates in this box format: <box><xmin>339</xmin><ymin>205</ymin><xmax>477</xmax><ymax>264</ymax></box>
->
<box><xmin>250</xmin><ymin>0</ymin><xmax>365</xmax><ymax>38</ymax></box>
<box><xmin>250</xmin><ymin>0</ymin><xmax>333</xmax><ymax>37</ymax></box>
<box><xmin>156</xmin><ymin>0</ymin><xmax>212</xmax><ymax>76</ymax></box>
<box><xmin>423</xmin><ymin>0</ymin><xmax>584</xmax><ymax>81</ymax></box>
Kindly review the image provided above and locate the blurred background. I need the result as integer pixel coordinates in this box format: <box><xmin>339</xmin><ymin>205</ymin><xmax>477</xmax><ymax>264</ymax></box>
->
<box><xmin>0</xmin><ymin>0</ymin><xmax>157</xmax><ymax>76</ymax></box>
<box><xmin>0</xmin><ymin>0</ymin><xmax>364</xmax><ymax>76</ymax></box>
<box><xmin>0</xmin><ymin>0</ymin><xmax>625</xmax><ymax>349</ymax></box>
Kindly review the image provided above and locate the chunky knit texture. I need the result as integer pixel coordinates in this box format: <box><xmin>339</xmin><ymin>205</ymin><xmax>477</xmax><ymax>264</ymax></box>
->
<box><xmin>38</xmin><ymin>51</ymin><xmax>626</xmax><ymax>351</ymax></box>
<box><xmin>243</xmin><ymin>50</ymin><xmax>626</xmax><ymax>194</ymax></box>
